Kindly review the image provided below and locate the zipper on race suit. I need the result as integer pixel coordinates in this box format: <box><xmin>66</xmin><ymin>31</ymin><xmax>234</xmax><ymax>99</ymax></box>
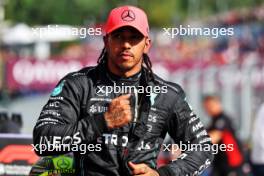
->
<box><xmin>131</xmin><ymin>88</ymin><xmax>141</xmax><ymax>132</ymax></box>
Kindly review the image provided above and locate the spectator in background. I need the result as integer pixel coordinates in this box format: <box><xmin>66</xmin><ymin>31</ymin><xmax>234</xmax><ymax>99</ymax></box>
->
<box><xmin>251</xmin><ymin>103</ymin><xmax>264</xmax><ymax>176</ymax></box>
<box><xmin>203</xmin><ymin>95</ymin><xmax>246</xmax><ymax>176</ymax></box>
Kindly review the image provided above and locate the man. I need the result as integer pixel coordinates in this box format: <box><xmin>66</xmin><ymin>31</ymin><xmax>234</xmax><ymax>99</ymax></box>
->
<box><xmin>33</xmin><ymin>5</ymin><xmax>213</xmax><ymax>176</ymax></box>
<box><xmin>203</xmin><ymin>95</ymin><xmax>245</xmax><ymax>176</ymax></box>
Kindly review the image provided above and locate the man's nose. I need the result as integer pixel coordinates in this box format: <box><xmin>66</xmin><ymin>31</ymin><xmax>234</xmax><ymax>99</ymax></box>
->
<box><xmin>122</xmin><ymin>39</ymin><xmax>132</xmax><ymax>49</ymax></box>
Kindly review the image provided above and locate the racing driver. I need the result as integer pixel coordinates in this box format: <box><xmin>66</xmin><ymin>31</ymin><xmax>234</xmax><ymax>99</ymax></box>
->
<box><xmin>33</xmin><ymin>5</ymin><xmax>214</xmax><ymax>176</ymax></box>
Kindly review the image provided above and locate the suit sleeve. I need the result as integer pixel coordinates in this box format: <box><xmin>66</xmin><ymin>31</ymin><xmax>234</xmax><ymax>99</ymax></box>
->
<box><xmin>33</xmin><ymin>75</ymin><xmax>108</xmax><ymax>156</ymax></box>
<box><xmin>157</xmin><ymin>88</ymin><xmax>214</xmax><ymax>176</ymax></box>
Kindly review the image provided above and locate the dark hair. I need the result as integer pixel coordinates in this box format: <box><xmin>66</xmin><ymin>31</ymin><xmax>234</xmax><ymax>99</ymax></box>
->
<box><xmin>202</xmin><ymin>94</ymin><xmax>221</xmax><ymax>102</ymax></box>
<box><xmin>97</xmin><ymin>47</ymin><xmax>155</xmax><ymax>82</ymax></box>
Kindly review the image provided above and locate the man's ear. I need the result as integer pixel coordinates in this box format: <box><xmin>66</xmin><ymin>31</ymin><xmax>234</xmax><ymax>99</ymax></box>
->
<box><xmin>143</xmin><ymin>38</ymin><xmax>151</xmax><ymax>54</ymax></box>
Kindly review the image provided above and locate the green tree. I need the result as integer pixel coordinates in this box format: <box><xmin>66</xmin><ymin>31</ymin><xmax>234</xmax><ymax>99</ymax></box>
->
<box><xmin>5</xmin><ymin>0</ymin><xmax>106</xmax><ymax>25</ymax></box>
<box><xmin>4</xmin><ymin>0</ymin><xmax>264</xmax><ymax>27</ymax></box>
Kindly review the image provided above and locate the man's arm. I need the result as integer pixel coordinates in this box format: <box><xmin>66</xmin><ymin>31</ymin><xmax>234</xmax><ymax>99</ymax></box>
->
<box><xmin>157</xmin><ymin>87</ymin><xmax>214</xmax><ymax>176</ymax></box>
<box><xmin>33</xmin><ymin>74</ymin><xmax>108</xmax><ymax>156</ymax></box>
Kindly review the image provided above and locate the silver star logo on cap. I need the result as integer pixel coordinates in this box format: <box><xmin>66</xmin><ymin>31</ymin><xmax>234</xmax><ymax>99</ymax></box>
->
<box><xmin>121</xmin><ymin>10</ymin><xmax>136</xmax><ymax>22</ymax></box>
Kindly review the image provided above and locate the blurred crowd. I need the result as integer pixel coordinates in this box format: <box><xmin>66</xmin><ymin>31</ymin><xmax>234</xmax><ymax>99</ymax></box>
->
<box><xmin>1</xmin><ymin>7</ymin><xmax>264</xmax><ymax>72</ymax></box>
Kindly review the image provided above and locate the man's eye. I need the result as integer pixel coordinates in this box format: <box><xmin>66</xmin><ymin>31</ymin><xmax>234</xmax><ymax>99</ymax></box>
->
<box><xmin>112</xmin><ymin>34</ymin><xmax>122</xmax><ymax>39</ymax></box>
<box><xmin>131</xmin><ymin>35</ymin><xmax>142</xmax><ymax>40</ymax></box>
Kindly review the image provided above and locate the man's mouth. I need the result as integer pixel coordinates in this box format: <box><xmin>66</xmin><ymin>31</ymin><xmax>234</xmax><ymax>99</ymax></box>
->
<box><xmin>120</xmin><ymin>52</ymin><xmax>133</xmax><ymax>60</ymax></box>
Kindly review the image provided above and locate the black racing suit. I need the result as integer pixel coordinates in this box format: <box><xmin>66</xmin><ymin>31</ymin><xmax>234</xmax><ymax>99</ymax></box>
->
<box><xmin>33</xmin><ymin>63</ymin><xmax>213</xmax><ymax>176</ymax></box>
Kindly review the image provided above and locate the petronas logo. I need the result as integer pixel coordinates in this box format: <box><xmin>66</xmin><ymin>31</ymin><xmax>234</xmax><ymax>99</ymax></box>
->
<box><xmin>51</xmin><ymin>80</ymin><xmax>65</xmax><ymax>96</ymax></box>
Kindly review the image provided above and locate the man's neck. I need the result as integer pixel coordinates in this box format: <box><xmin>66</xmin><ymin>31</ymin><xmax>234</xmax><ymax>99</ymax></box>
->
<box><xmin>107</xmin><ymin>63</ymin><xmax>142</xmax><ymax>78</ymax></box>
<box><xmin>106</xmin><ymin>66</ymin><xmax>142</xmax><ymax>80</ymax></box>
<box><xmin>114</xmin><ymin>69</ymin><xmax>141</xmax><ymax>78</ymax></box>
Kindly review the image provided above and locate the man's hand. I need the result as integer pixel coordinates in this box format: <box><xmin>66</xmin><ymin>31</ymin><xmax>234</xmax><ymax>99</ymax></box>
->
<box><xmin>104</xmin><ymin>94</ymin><xmax>132</xmax><ymax>129</ymax></box>
<box><xmin>128</xmin><ymin>162</ymin><xmax>159</xmax><ymax>176</ymax></box>
<box><xmin>208</xmin><ymin>130</ymin><xmax>222</xmax><ymax>144</ymax></box>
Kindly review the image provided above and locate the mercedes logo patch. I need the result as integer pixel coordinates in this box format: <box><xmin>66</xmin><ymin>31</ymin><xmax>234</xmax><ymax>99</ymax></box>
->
<box><xmin>121</xmin><ymin>10</ymin><xmax>136</xmax><ymax>22</ymax></box>
<box><xmin>57</xmin><ymin>158</ymin><xmax>70</xmax><ymax>169</ymax></box>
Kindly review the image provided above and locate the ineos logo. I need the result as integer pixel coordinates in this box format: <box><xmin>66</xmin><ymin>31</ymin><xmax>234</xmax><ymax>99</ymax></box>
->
<box><xmin>121</xmin><ymin>10</ymin><xmax>136</xmax><ymax>22</ymax></box>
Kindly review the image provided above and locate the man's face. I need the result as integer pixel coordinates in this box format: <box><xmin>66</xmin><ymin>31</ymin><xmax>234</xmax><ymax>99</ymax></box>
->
<box><xmin>104</xmin><ymin>26</ymin><xmax>150</xmax><ymax>76</ymax></box>
<box><xmin>203</xmin><ymin>98</ymin><xmax>222</xmax><ymax>117</ymax></box>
